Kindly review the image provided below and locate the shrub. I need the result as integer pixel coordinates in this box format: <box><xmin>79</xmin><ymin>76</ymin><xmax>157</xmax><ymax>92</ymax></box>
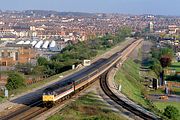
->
<box><xmin>6</xmin><ymin>72</ymin><xmax>25</xmax><ymax>90</ymax></box>
<box><xmin>163</xmin><ymin>105</ymin><xmax>179</xmax><ymax>120</ymax></box>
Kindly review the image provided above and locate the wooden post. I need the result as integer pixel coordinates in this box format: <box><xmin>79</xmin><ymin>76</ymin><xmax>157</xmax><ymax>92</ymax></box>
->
<box><xmin>73</xmin><ymin>81</ymin><xmax>76</xmax><ymax>93</ymax></box>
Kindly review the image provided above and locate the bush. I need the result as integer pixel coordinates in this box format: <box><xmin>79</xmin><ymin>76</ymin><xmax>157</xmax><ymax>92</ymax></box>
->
<box><xmin>163</xmin><ymin>105</ymin><xmax>179</xmax><ymax>120</ymax></box>
<box><xmin>37</xmin><ymin>57</ymin><xmax>48</xmax><ymax>66</ymax></box>
<box><xmin>6</xmin><ymin>72</ymin><xmax>25</xmax><ymax>90</ymax></box>
<box><xmin>151</xmin><ymin>58</ymin><xmax>162</xmax><ymax>76</ymax></box>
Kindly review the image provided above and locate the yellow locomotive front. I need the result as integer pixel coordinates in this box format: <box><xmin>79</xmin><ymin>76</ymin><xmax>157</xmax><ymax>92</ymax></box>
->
<box><xmin>42</xmin><ymin>88</ymin><xmax>55</xmax><ymax>107</ymax></box>
<box><xmin>42</xmin><ymin>95</ymin><xmax>54</xmax><ymax>102</ymax></box>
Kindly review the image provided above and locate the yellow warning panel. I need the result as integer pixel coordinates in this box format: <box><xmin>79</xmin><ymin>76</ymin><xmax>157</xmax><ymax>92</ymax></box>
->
<box><xmin>42</xmin><ymin>95</ymin><xmax>54</xmax><ymax>101</ymax></box>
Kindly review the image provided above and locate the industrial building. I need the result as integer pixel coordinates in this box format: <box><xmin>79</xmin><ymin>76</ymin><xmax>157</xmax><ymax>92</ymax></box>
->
<box><xmin>0</xmin><ymin>44</ymin><xmax>37</xmax><ymax>66</ymax></box>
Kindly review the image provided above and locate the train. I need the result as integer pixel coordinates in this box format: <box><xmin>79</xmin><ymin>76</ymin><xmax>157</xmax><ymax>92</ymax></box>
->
<box><xmin>42</xmin><ymin>51</ymin><xmax>122</xmax><ymax>107</ymax></box>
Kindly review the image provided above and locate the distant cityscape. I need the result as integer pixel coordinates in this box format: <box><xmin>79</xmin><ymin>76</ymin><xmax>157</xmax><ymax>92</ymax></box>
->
<box><xmin>0</xmin><ymin>10</ymin><xmax>179</xmax><ymax>67</ymax></box>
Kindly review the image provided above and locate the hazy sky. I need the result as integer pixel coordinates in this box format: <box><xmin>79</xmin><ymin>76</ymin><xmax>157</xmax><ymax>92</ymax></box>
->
<box><xmin>0</xmin><ymin>0</ymin><xmax>180</xmax><ymax>15</ymax></box>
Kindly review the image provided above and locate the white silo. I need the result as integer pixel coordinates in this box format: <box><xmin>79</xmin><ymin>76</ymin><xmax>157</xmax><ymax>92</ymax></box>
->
<box><xmin>42</xmin><ymin>41</ymin><xmax>50</xmax><ymax>49</ymax></box>
<box><xmin>24</xmin><ymin>41</ymin><xmax>31</xmax><ymax>44</ymax></box>
<box><xmin>35</xmin><ymin>40</ymin><xmax>43</xmax><ymax>49</ymax></box>
<box><xmin>16</xmin><ymin>41</ymin><xmax>24</xmax><ymax>44</ymax></box>
<box><xmin>31</xmin><ymin>41</ymin><xmax>37</xmax><ymax>47</ymax></box>
<box><xmin>49</xmin><ymin>40</ymin><xmax>56</xmax><ymax>48</ymax></box>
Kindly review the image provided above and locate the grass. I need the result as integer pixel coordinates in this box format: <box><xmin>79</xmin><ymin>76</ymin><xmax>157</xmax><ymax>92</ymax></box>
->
<box><xmin>169</xmin><ymin>62</ymin><xmax>180</xmax><ymax>72</ymax></box>
<box><xmin>148</xmin><ymin>86</ymin><xmax>180</xmax><ymax>96</ymax></box>
<box><xmin>148</xmin><ymin>89</ymin><xmax>165</xmax><ymax>95</ymax></box>
<box><xmin>171</xmin><ymin>87</ymin><xmax>180</xmax><ymax>95</ymax></box>
<box><xmin>114</xmin><ymin>59</ymin><xmax>149</xmax><ymax>108</ymax></box>
<box><xmin>165</xmin><ymin>62</ymin><xmax>180</xmax><ymax>82</ymax></box>
<box><xmin>47</xmin><ymin>92</ymin><xmax>127</xmax><ymax>120</ymax></box>
<box><xmin>154</xmin><ymin>101</ymin><xmax>180</xmax><ymax>119</ymax></box>
<box><xmin>140</xmin><ymin>68</ymin><xmax>157</xmax><ymax>78</ymax></box>
<box><xmin>0</xmin><ymin>96</ymin><xmax>6</xmax><ymax>102</ymax></box>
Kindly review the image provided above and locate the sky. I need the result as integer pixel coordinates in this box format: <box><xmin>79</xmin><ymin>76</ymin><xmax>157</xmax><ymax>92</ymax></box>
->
<box><xmin>0</xmin><ymin>0</ymin><xmax>180</xmax><ymax>16</ymax></box>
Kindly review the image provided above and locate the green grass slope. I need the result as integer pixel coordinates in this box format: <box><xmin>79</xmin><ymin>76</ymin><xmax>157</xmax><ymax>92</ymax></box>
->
<box><xmin>115</xmin><ymin>59</ymin><xmax>149</xmax><ymax>108</ymax></box>
<box><xmin>48</xmin><ymin>92</ymin><xmax>127</xmax><ymax>120</ymax></box>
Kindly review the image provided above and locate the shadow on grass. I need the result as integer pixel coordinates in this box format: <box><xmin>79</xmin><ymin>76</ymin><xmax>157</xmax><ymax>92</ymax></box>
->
<box><xmin>78</xmin><ymin>94</ymin><xmax>108</xmax><ymax>108</ymax></box>
<box><xmin>171</xmin><ymin>91</ymin><xmax>180</xmax><ymax>95</ymax></box>
<box><xmin>171</xmin><ymin>65</ymin><xmax>180</xmax><ymax>68</ymax></box>
<box><xmin>165</xmin><ymin>75</ymin><xmax>180</xmax><ymax>82</ymax></box>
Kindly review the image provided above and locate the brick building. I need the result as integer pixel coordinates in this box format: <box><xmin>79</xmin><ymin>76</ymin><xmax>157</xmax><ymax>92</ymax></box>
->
<box><xmin>0</xmin><ymin>44</ymin><xmax>37</xmax><ymax>66</ymax></box>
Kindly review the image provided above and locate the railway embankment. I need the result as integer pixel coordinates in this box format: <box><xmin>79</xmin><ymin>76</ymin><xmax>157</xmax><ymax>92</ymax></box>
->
<box><xmin>114</xmin><ymin>60</ymin><xmax>149</xmax><ymax>108</ymax></box>
<box><xmin>106</xmin><ymin>64</ymin><xmax>158</xmax><ymax>119</ymax></box>
<box><xmin>110</xmin><ymin>40</ymin><xmax>165</xmax><ymax>119</ymax></box>
<box><xmin>114</xmin><ymin>40</ymin><xmax>150</xmax><ymax>109</ymax></box>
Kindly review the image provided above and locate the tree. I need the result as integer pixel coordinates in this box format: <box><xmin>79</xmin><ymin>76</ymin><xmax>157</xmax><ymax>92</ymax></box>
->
<box><xmin>44</xmin><ymin>68</ymin><xmax>56</xmax><ymax>77</ymax></box>
<box><xmin>160</xmin><ymin>55</ymin><xmax>172</xmax><ymax>68</ymax></box>
<box><xmin>6</xmin><ymin>72</ymin><xmax>25</xmax><ymax>90</ymax></box>
<box><xmin>151</xmin><ymin>48</ymin><xmax>174</xmax><ymax>60</ymax></box>
<box><xmin>160</xmin><ymin>48</ymin><xmax>174</xmax><ymax>60</ymax></box>
<box><xmin>150</xmin><ymin>58</ymin><xmax>162</xmax><ymax>76</ymax></box>
<box><xmin>15</xmin><ymin>63</ymin><xmax>33</xmax><ymax>75</ymax></box>
<box><xmin>151</xmin><ymin>48</ymin><xmax>161</xmax><ymax>60</ymax></box>
<box><xmin>37</xmin><ymin>57</ymin><xmax>48</xmax><ymax>66</ymax></box>
<box><xmin>32</xmin><ymin>66</ymin><xmax>46</xmax><ymax>77</ymax></box>
<box><xmin>116</xmin><ymin>27</ymin><xmax>132</xmax><ymax>42</ymax></box>
<box><xmin>163</xmin><ymin>105</ymin><xmax>179</xmax><ymax>120</ymax></box>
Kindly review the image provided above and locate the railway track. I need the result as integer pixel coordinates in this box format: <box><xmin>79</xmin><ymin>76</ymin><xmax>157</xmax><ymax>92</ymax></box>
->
<box><xmin>100</xmin><ymin>72</ymin><xmax>160</xmax><ymax>120</ymax></box>
<box><xmin>0</xmin><ymin>100</ymin><xmax>48</xmax><ymax>120</ymax></box>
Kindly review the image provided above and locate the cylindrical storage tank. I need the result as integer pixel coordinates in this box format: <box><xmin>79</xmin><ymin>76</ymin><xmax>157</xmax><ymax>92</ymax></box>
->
<box><xmin>42</xmin><ymin>41</ymin><xmax>50</xmax><ymax>49</ymax></box>
<box><xmin>24</xmin><ymin>41</ymin><xmax>31</xmax><ymax>44</ymax></box>
<box><xmin>31</xmin><ymin>41</ymin><xmax>37</xmax><ymax>47</ymax></box>
<box><xmin>35</xmin><ymin>40</ymin><xmax>43</xmax><ymax>49</ymax></box>
<box><xmin>16</xmin><ymin>41</ymin><xmax>24</xmax><ymax>44</ymax></box>
<box><xmin>49</xmin><ymin>40</ymin><xmax>56</xmax><ymax>48</ymax></box>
